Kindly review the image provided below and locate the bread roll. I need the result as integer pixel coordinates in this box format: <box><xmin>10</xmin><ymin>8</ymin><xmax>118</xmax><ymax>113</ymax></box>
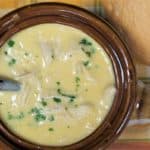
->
<box><xmin>100</xmin><ymin>0</ymin><xmax>150</xmax><ymax>65</ymax></box>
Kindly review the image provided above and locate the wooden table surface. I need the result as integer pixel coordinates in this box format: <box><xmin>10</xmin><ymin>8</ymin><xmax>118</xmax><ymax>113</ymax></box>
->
<box><xmin>0</xmin><ymin>0</ymin><xmax>150</xmax><ymax>149</ymax></box>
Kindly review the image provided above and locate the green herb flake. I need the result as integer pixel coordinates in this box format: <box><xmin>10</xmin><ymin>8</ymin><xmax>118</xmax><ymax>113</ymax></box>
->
<box><xmin>57</xmin><ymin>89</ymin><xmax>76</xmax><ymax>99</ymax></box>
<box><xmin>4</xmin><ymin>51</ymin><xmax>8</xmax><ymax>55</ymax></box>
<box><xmin>83</xmin><ymin>60</ymin><xmax>89</xmax><ymax>66</ymax></box>
<box><xmin>69</xmin><ymin>98</ymin><xmax>75</xmax><ymax>103</ymax></box>
<box><xmin>65</xmin><ymin>106</ymin><xmax>68</xmax><ymax>110</ymax></box>
<box><xmin>85</xmin><ymin>89</ymin><xmax>88</xmax><ymax>92</ymax></box>
<box><xmin>8</xmin><ymin>58</ymin><xmax>16</xmax><ymax>66</ymax></box>
<box><xmin>76</xmin><ymin>84</ymin><xmax>80</xmax><ymax>88</ymax></box>
<box><xmin>8</xmin><ymin>112</ymin><xmax>24</xmax><ymax>120</ymax></box>
<box><xmin>75</xmin><ymin>76</ymin><xmax>80</xmax><ymax>91</ymax></box>
<box><xmin>67</xmin><ymin>125</ymin><xmax>70</xmax><ymax>128</ymax></box>
<box><xmin>8</xmin><ymin>40</ymin><xmax>15</xmax><ymax>47</ymax></box>
<box><xmin>41</xmin><ymin>100</ymin><xmax>47</xmax><ymax>107</ymax></box>
<box><xmin>56</xmin><ymin>81</ymin><xmax>61</xmax><ymax>85</ymax></box>
<box><xmin>17</xmin><ymin>112</ymin><xmax>24</xmax><ymax>119</ymax></box>
<box><xmin>75</xmin><ymin>76</ymin><xmax>80</xmax><ymax>83</ymax></box>
<box><xmin>34</xmin><ymin>113</ymin><xmax>46</xmax><ymax>122</ymax></box>
<box><xmin>74</xmin><ymin>104</ymin><xmax>78</xmax><ymax>108</ymax></box>
<box><xmin>53</xmin><ymin>97</ymin><xmax>62</xmax><ymax>103</ymax></box>
<box><xmin>80</xmin><ymin>38</ymin><xmax>96</xmax><ymax>58</ymax></box>
<box><xmin>81</xmin><ymin>47</ymin><xmax>95</xmax><ymax>58</ymax></box>
<box><xmin>51</xmin><ymin>55</ymin><xmax>55</xmax><ymax>59</ymax></box>
<box><xmin>0</xmin><ymin>102</ymin><xmax>2</xmax><ymax>105</ymax></box>
<box><xmin>49</xmin><ymin>115</ymin><xmax>55</xmax><ymax>121</ymax></box>
<box><xmin>48</xmin><ymin>128</ymin><xmax>54</xmax><ymax>131</ymax></box>
<box><xmin>30</xmin><ymin>107</ymin><xmax>41</xmax><ymax>114</ymax></box>
<box><xmin>24</xmin><ymin>52</ymin><xmax>29</xmax><ymax>56</ymax></box>
<box><xmin>83</xmin><ymin>60</ymin><xmax>92</xmax><ymax>68</ymax></box>
<box><xmin>30</xmin><ymin>107</ymin><xmax>46</xmax><ymax>122</ymax></box>
<box><xmin>8</xmin><ymin>112</ymin><xmax>13</xmax><ymax>120</ymax></box>
<box><xmin>79</xmin><ymin>38</ymin><xmax>92</xmax><ymax>46</ymax></box>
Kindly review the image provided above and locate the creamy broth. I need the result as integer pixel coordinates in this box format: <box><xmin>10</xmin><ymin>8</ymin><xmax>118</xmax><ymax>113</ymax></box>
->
<box><xmin>0</xmin><ymin>24</ymin><xmax>115</xmax><ymax>146</ymax></box>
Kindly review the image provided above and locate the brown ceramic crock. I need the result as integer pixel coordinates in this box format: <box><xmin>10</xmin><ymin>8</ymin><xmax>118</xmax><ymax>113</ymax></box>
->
<box><xmin>0</xmin><ymin>3</ymin><xmax>136</xmax><ymax>150</ymax></box>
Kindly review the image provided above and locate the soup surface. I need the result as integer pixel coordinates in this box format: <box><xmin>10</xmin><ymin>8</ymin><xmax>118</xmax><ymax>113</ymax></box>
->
<box><xmin>0</xmin><ymin>24</ymin><xmax>115</xmax><ymax>146</ymax></box>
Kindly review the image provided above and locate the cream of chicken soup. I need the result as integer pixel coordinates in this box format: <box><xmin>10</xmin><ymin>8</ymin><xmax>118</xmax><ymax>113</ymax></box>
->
<box><xmin>0</xmin><ymin>24</ymin><xmax>116</xmax><ymax>146</ymax></box>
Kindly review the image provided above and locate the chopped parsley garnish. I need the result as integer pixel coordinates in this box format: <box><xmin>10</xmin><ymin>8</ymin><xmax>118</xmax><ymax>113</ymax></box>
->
<box><xmin>30</xmin><ymin>107</ymin><xmax>41</xmax><ymax>114</ymax></box>
<box><xmin>30</xmin><ymin>107</ymin><xmax>46</xmax><ymax>122</ymax></box>
<box><xmin>51</xmin><ymin>55</ymin><xmax>55</xmax><ymax>59</ymax></box>
<box><xmin>81</xmin><ymin>47</ymin><xmax>91</xmax><ymax>57</ymax></box>
<box><xmin>8</xmin><ymin>112</ymin><xmax>24</xmax><ymax>120</ymax></box>
<box><xmin>8</xmin><ymin>58</ymin><xmax>16</xmax><ymax>66</ymax></box>
<box><xmin>56</xmin><ymin>89</ymin><xmax>76</xmax><ymax>103</ymax></box>
<box><xmin>75</xmin><ymin>76</ymin><xmax>80</xmax><ymax>91</ymax></box>
<box><xmin>83</xmin><ymin>60</ymin><xmax>92</xmax><ymax>68</ymax></box>
<box><xmin>85</xmin><ymin>88</ymin><xmax>88</xmax><ymax>92</ymax></box>
<box><xmin>67</xmin><ymin>125</ymin><xmax>70</xmax><ymax>128</ymax></box>
<box><xmin>24</xmin><ymin>52</ymin><xmax>29</xmax><ymax>56</ymax></box>
<box><xmin>4</xmin><ymin>51</ymin><xmax>8</xmax><ymax>55</ymax></box>
<box><xmin>79</xmin><ymin>38</ymin><xmax>92</xmax><ymax>46</ymax></box>
<box><xmin>49</xmin><ymin>115</ymin><xmax>55</xmax><ymax>121</ymax></box>
<box><xmin>8</xmin><ymin>113</ymin><xmax>13</xmax><ymax>120</ymax></box>
<box><xmin>69</xmin><ymin>98</ymin><xmax>75</xmax><ymax>103</ymax></box>
<box><xmin>17</xmin><ymin>112</ymin><xmax>24</xmax><ymax>119</ymax></box>
<box><xmin>56</xmin><ymin>81</ymin><xmax>61</xmax><ymax>86</ymax></box>
<box><xmin>75</xmin><ymin>77</ymin><xmax>80</xmax><ymax>86</ymax></box>
<box><xmin>41</xmin><ymin>100</ymin><xmax>47</xmax><ymax>107</ymax></box>
<box><xmin>79</xmin><ymin>38</ymin><xmax>96</xmax><ymax>57</ymax></box>
<box><xmin>57</xmin><ymin>89</ymin><xmax>76</xmax><ymax>99</ymax></box>
<box><xmin>75</xmin><ymin>76</ymin><xmax>80</xmax><ymax>83</ymax></box>
<box><xmin>8</xmin><ymin>40</ymin><xmax>15</xmax><ymax>47</ymax></box>
<box><xmin>74</xmin><ymin>104</ymin><xmax>78</xmax><ymax>108</ymax></box>
<box><xmin>35</xmin><ymin>113</ymin><xmax>46</xmax><ymax>122</ymax></box>
<box><xmin>83</xmin><ymin>60</ymin><xmax>89</xmax><ymax>66</ymax></box>
<box><xmin>53</xmin><ymin>97</ymin><xmax>62</xmax><ymax>103</ymax></box>
<box><xmin>65</xmin><ymin>106</ymin><xmax>68</xmax><ymax>110</ymax></box>
<box><xmin>48</xmin><ymin>128</ymin><xmax>54</xmax><ymax>131</ymax></box>
<box><xmin>0</xmin><ymin>102</ymin><xmax>2</xmax><ymax>105</ymax></box>
<box><xmin>81</xmin><ymin>47</ymin><xmax>95</xmax><ymax>57</ymax></box>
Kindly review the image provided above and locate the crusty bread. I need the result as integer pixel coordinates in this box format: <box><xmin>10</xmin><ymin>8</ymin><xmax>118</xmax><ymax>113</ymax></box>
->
<box><xmin>100</xmin><ymin>0</ymin><xmax>150</xmax><ymax>65</ymax></box>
